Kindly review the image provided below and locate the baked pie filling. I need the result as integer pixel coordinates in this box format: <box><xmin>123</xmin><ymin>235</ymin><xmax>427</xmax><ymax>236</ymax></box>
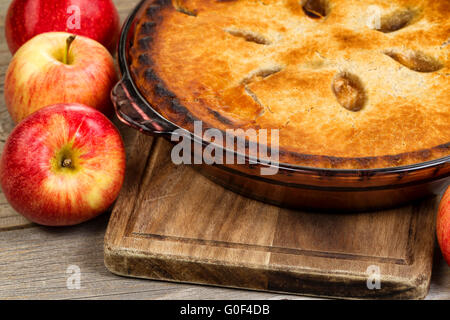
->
<box><xmin>129</xmin><ymin>0</ymin><xmax>449</xmax><ymax>169</ymax></box>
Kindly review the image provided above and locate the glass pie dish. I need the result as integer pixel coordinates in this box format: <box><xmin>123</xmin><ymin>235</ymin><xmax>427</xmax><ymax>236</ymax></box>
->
<box><xmin>111</xmin><ymin>0</ymin><xmax>450</xmax><ymax>212</ymax></box>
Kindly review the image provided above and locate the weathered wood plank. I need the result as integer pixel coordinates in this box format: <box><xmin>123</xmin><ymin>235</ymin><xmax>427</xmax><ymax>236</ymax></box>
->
<box><xmin>0</xmin><ymin>213</ymin><xmax>303</xmax><ymax>300</ymax></box>
<box><xmin>0</xmin><ymin>209</ymin><xmax>447</xmax><ymax>299</ymax></box>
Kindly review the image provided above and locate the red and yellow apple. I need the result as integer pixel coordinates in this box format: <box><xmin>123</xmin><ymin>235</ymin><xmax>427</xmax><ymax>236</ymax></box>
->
<box><xmin>5</xmin><ymin>0</ymin><xmax>120</xmax><ymax>54</ymax></box>
<box><xmin>0</xmin><ymin>103</ymin><xmax>126</xmax><ymax>226</ymax></box>
<box><xmin>437</xmin><ymin>186</ymin><xmax>450</xmax><ymax>266</ymax></box>
<box><xmin>4</xmin><ymin>32</ymin><xmax>117</xmax><ymax>123</ymax></box>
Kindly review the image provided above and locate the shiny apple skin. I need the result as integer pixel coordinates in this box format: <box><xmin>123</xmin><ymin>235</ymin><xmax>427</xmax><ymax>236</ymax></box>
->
<box><xmin>0</xmin><ymin>104</ymin><xmax>126</xmax><ymax>226</ymax></box>
<box><xmin>5</xmin><ymin>0</ymin><xmax>120</xmax><ymax>54</ymax></box>
<box><xmin>437</xmin><ymin>186</ymin><xmax>450</xmax><ymax>266</ymax></box>
<box><xmin>4</xmin><ymin>32</ymin><xmax>117</xmax><ymax>123</ymax></box>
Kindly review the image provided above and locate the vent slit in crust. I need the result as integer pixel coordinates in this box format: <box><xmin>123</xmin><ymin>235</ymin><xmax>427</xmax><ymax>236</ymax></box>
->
<box><xmin>224</xmin><ymin>28</ymin><xmax>271</xmax><ymax>45</ymax></box>
<box><xmin>172</xmin><ymin>0</ymin><xmax>197</xmax><ymax>16</ymax></box>
<box><xmin>301</xmin><ymin>0</ymin><xmax>329</xmax><ymax>19</ymax></box>
<box><xmin>241</xmin><ymin>66</ymin><xmax>283</xmax><ymax>85</ymax></box>
<box><xmin>384</xmin><ymin>50</ymin><xmax>443</xmax><ymax>72</ymax></box>
<box><xmin>374</xmin><ymin>9</ymin><xmax>416</xmax><ymax>33</ymax></box>
<box><xmin>332</xmin><ymin>72</ymin><xmax>366</xmax><ymax>112</ymax></box>
<box><xmin>244</xmin><ymin>86</ymin><xmax>268</xmax><ymax>118</ymax></box>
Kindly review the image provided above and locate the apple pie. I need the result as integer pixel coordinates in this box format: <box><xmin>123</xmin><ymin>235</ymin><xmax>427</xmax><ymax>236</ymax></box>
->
<box><xmin>129</xmin><ymin>0</ymin><xmax>450</xmax><ymax>168</ymax></box>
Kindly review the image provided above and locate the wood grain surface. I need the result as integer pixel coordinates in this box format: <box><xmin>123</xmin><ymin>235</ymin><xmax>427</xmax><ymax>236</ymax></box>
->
<box><xmin>0</xmin><ymin>0</ymin><xmax>449</xmax><ymax>300</ymax></box>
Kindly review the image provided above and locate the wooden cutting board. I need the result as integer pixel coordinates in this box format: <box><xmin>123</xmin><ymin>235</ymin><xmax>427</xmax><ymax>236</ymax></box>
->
<box><xmin>104</xmin><ymin>133</ymin><xmax>437</xmax><ymax>299</ymax></box>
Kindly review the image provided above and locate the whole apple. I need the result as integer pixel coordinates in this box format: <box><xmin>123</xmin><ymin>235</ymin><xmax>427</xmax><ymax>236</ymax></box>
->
<box><xmin>5</xmin><ymin>0</ymin><xmax>120</xmax><ymax>54</ymax></box>
<box><xmin>437</xmin><ymin>186</ymin><xmax>450</xmax><ymax>266</ymax></box>
<box><xmin>4</xmin><ymin>32</ymin><xmax>117</xmax><ymax>123</ymax></box>
<box><xmin>0</xmin><ymin>103</ymin><xmax>126</xmax><ymax>226</ymax></box>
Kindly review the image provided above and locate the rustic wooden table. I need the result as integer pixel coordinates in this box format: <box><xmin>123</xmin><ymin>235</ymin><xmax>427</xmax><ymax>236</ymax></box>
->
<box><xmin>0</xmin><ymin>0</ymin><xmax>449</xmax><ymax>300</ymax></box>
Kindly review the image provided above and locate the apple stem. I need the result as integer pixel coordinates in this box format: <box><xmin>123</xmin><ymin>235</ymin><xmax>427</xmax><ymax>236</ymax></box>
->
<box><xmin>62</xmin><ymin>158</ymin><xmax>73</xmax><ymax>168</ymax></box>
<box><xmin>63</xmin><ymin>35</ymin><xmax>77</xmax><ymax>65</ymax></box>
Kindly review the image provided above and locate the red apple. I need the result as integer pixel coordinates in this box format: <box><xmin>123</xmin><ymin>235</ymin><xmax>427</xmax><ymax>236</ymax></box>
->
<box><xmin>5</xmin><ymin>0</ymin><xmax>120</xmax><ymax>54</ymax></box>
<box><xmin>0</xmin><ymin>103</ymin><xmax>126</xmax><ymax>226</ymax></box>
<box><xmin>437</xmin><ymin>186</ymin><xmax>450</xmax><ymax>266</ymax></box>
<box><xmin>4</xmin><ymin>32</ymin><xmax>117</xmax><ymax>123</ymax></box>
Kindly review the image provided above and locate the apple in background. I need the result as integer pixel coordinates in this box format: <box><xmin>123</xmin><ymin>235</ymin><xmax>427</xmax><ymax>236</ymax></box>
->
<box><xmin>437</xmin><ymin>186</ymin><xmax>450</xmax><ymax>266</ymax></box>
<box><xmin>0</xmin><ymin>103</ymin><xmax>126</xmax><ymax>226</ymax></box>
<box><xmin>5</xmin><ymin>0</ymin><xmax>120</xmax><ymax>54</ymax></box>
<box><xmin>4</xmin><ymin>32</ymin><xmax>117</xmax><ymax>124</ymax></box>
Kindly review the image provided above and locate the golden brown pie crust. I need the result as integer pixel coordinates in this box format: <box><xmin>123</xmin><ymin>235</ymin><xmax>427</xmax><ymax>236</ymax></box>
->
<box><xmin>129</xmin><ymin>0</ymin><xmax>450</xmax><ymax>169</ymax></box>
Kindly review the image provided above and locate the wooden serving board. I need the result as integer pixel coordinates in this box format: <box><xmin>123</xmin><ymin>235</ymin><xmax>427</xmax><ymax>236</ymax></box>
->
<box><xmin>104</xmin><ymin>133</ymin><xmax>437</xmax><ymax>299</ymax></box>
